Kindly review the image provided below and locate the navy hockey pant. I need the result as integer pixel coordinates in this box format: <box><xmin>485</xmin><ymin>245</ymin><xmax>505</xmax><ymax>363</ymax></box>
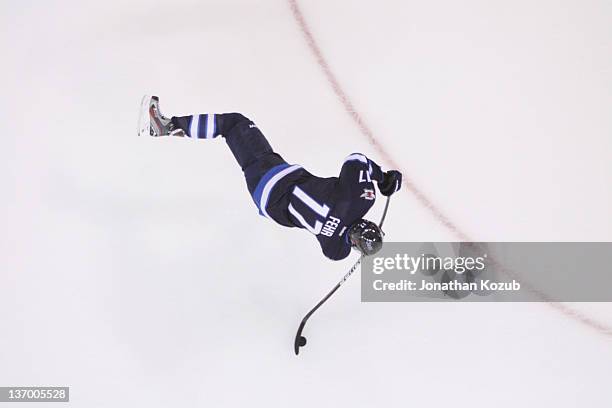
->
<box><xmin>171</xmin><ymin>113</ymin><xmax>287</xmax><ymax>196</ymax></box>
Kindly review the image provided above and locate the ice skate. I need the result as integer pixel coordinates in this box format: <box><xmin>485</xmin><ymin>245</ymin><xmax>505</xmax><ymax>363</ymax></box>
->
<box><xmin>137</xmin><ymin>95</ymin><xmax>185</xmax><ymax>137</ymax></box>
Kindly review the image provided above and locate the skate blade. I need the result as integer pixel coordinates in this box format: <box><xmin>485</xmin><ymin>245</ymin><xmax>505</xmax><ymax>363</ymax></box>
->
<box><xmin>137</xmin><ymin>94</ymin><xmax>152</xmax><ymax>137</ymax></box>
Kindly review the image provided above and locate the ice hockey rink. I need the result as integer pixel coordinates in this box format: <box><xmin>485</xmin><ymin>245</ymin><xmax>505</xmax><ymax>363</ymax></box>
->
<box><xmin>2</xmin><ymin>0</ymin><xmax>612</xmax><ymax>406</ymax></box>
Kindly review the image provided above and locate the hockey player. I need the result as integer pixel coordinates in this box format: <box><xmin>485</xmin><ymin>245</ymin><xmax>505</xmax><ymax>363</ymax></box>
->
<box><xmin>138</xmin><ymin>96</ymin><xmax>402</xmax><ymax>260</ymax></box>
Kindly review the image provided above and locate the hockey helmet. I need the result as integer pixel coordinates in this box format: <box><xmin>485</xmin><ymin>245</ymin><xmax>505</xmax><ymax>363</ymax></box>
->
<box><xmin>348</xmin><ymin>219</ymin><xmax>383</xmax><ymax>256</ymax></box>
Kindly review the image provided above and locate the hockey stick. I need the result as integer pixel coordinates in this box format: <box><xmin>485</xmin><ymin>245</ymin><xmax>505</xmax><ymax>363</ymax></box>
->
<box><xmin>294</xmin><ymin>195</ymin><xmax>391</xmax><ymax>355</ymax></box>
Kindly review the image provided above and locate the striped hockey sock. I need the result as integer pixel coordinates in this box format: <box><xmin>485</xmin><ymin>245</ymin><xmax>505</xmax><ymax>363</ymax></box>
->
<box><xmin>171</xmin><ymin>114</ymin><xmax>220</xmax><ymax>139</ymax></box>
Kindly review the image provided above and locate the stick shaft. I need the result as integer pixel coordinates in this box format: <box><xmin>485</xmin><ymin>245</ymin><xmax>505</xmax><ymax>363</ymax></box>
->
<box><xmin>294</xmin><ymin>196</ymin><xmax>391</xmax><ymax>354</ymax></box>
<box><xmin>378</xmin><ymin>195</ymin><xmax>391</xmax><ymax>229</ymax></box>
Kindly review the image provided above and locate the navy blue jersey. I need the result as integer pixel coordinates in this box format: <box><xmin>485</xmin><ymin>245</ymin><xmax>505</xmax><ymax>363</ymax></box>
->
<box><xmin>170</xmin><ymin>112</ymin><xmax>386</xmax><ymax>261</ymax></box>
<box><xmin>252</xmin><ymin>153</ymin><xmax>384</xmax><ymax>260</ymax></box>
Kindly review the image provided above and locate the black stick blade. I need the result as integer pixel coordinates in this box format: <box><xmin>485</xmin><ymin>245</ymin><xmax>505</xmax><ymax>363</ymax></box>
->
<box><xmin>294</xmin><ymin>321</ymin><xmax>308</xmax><ymax>355</ymax></box>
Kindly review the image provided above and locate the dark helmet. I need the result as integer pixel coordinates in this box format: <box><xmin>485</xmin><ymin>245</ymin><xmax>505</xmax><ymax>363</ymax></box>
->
<box><xmin>348</xmin><ymin>219</ymin><xmax>383</xmax><ymax>256</ymax></box>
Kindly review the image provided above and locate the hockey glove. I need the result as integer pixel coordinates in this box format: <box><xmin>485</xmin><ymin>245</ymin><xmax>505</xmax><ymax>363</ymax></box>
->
<box><xmin>378</xmin><ymin>170</ymin><xmax>402</xmax><ymax>196</ymax></box>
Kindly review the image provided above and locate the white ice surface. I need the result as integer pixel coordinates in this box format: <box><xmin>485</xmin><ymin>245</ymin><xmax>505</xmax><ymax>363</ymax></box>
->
<box><xmin>1</xmin><ymin>0</ymin><xmax>612</xmax><ymax>407</ymax></box>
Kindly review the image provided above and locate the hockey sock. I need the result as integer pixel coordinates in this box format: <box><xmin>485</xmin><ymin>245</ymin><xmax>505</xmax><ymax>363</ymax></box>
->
<box><xmin>171</xmin><ymin>114</ymin><xmax>221</xmax><ymax>139</ymax></box>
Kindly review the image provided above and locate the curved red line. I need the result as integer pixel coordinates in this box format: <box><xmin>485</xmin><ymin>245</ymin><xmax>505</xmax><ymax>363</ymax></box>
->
<box><xmin>287</xmin><ymin>0</ymin><xmax>468</xmax><ymax>241</ymax></box>
<box><xmin>288</xmin><ymin>0</ymin><xmax>612</xmax><ymax>338</ymax></box>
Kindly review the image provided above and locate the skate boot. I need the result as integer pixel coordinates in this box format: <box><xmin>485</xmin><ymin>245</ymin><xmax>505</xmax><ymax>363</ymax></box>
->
<box><xmin>137</xmin><ymin>95</ymin><xmax>185</xmax><ymax>137</ymax></box>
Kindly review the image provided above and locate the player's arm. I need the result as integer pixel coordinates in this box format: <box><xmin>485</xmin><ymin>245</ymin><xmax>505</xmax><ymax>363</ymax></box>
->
<box><xmin>339</xmin><ymin>153</ymin><xmax>384</xmax><ymax>183</ymax></box>
<box><xmin>339</xmin><ymin>153</ymin><xmax>402</xmax><ymax>196</ymax></box>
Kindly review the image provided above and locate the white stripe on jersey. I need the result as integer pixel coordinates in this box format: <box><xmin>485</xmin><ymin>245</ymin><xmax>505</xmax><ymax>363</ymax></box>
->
<box><xmin>190</xmin><ymin>115</ymin><xmax>200</xmax><ymax>138</ymax></box>
<box><xmin>344</xmin><ymin>153</ymin><xmax>367</xmax><ymax>163</ymax></box>
<box><xmin>206</xmin><ymin>114</ymin><xmax>215</xmax><ymax>139</ymax></box>
<box><xmin>260</xmin><ymin>165</ymin><xmax>303</xmax><ymax>219</ymax></box>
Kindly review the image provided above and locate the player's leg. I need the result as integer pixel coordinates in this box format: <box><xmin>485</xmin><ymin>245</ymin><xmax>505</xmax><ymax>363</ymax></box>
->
<box><xmin>171</xmin><ymin>112</ymin><xmax>286</xmax><ymax>195</ymax></box>
<box><xmin>138</xmin><ymin>95</ymin><xmax>286</xmax><ymax>196</ymax></box>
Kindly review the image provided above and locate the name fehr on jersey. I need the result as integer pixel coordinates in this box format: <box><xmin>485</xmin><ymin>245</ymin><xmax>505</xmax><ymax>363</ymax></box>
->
<box><xmin>278</xmin><ymin>153</ymin><xmax>385</xmax><ymax>261</ymax></box>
